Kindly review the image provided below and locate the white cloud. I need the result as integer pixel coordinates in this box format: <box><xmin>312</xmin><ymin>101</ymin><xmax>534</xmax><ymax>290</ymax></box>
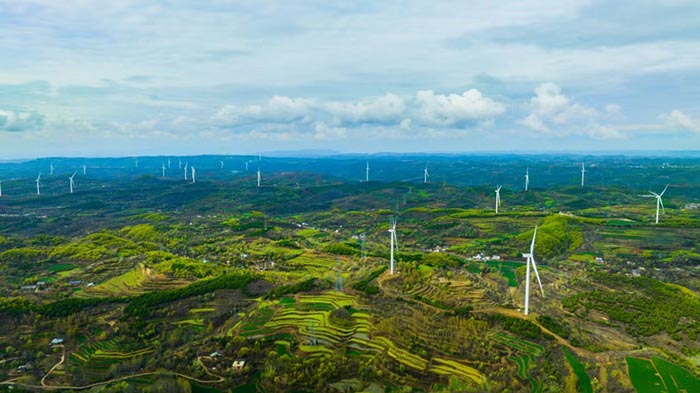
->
<box><xmin>324</xmin><ymin>93</ymin><xmax>406</xmax><ymax>125</ymax></box>
<box><xmin>414</xmin><ymin>89</ymin><xmax>506</xmax><ymax>126</ymax></box>
<box><xmin>213</xmin><ymin>96</ymin><xmax>313</xmax><ymax>126</ymax></box>
<box><xmin>0</xmin><ymin>109</ymin><xmax>45</xmax><ymax>132</ymax></box>
<box><xmin>520</xmin><ymin>83</ymin><xmax>597</xmax><ymax>133</ymax></box>
<box><xmin>212</xmin><ymin>89</ymin><xmax>505</xmax><ymax>135</ymax></box>
<box><xmin>659</xmin><ymin>109</ymin><xmax>699</xmax><ymax>131</ymax></box>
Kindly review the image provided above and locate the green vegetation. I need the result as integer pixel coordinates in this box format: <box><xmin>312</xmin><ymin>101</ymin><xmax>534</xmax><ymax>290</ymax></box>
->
<box><xmin>562</xmin><ymin>346</ymin><xmax>592</xmax><ymax>393</ymax></box>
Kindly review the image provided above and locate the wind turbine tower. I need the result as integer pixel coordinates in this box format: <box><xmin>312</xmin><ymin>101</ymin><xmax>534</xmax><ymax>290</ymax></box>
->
<box><xmin>525</xmin><ymin>168</ymin><xmax>529</xmax><ymax>192</ymax></box>
<box><xmin>645</xmin><ymin>185</ymin><xmax>669</xmax><ymax>224</ymax></box>
<box><xmin>69</xmin><ymin>171</ymin><xmax>77</xmax><ymax>193</ymax></box>
<box><xmin>168</xmin><ymin>159</ymin><xmax>171</xmax><ymax>169</ymax></box>
<box><xmin>424</xmin><ymin>165</ymin><xmax>429</xmax><ymax>184</ymax></box>
<box><xmin>162</xmin><ymin>163</ymin><xmax>166</xmax><ymax>178</ymax></box>
<box><xmin>388</xmin><ymin>217</ymin><xmax>398</xmax><ymax>274</ymax></box>
<box><xmin>495</xmin><ymin>186</ymin><xmax>502</xmax><ymax>214</ymax></box>
<box><xmin>257</xmin><ymin>167</ymin><xmax>261</xmax><ymax>187</ymax></box>
<box><xmin>50</xmin><ymin>162</ymin><xmax>54</xmax><ymax>176</ymax></box>
<box><xmin>36</xmin><ymin>172</ymin><xmax>41</xmax><ymax>195</ymax></box>
<box><xmin>184</xmin><ymin>162</ymin><xmax>188</xmax><ymax>180</ymax></box>
<box><xmin>581</xmin><ymin>162</ymin><xmax>586</xmax><ymax>186</ymax></box>
<box><xmin>82</xmin><ymin>165</ymin><xmax>87</xmax><ymax>176</ymax></box>
<box><xmin>220</xmin><ymin>161</ymin><xmax>224</xmax><ymax>169</ymax></box>
<box><xmin>0</xmin><ymin>180</ymin><xmax>3</xmax><ymax>197</ymax></box>
<box><xmin>191</xmin><ymin>166</ymin><xmax>196</xmax><ymax>184</ymax></box>
<box><xmin>522</xmin><ymin>226</ymin><xmax>544</xmax><ymax>315</ymax></box>
<box><xmin>365</xmin><ymin>161</ymin><xmax>370</xmax><ymax>182</ymax></box>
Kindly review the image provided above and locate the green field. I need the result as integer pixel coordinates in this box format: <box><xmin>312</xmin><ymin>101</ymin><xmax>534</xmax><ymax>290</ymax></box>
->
<box><xmin>626</xmin><ymin>356</ymin><xmax>700</xmax><ymax>393</ymax></box>
<box><xmin>562</xmin><ymin>346</ymin><xmax>592</xmax><ymax>393</ymax></box>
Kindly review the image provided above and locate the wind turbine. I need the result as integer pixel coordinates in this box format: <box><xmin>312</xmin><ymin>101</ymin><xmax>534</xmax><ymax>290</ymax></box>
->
<box><xmin>424</xmin><ymin>165</ymin><xmax>429</xmax><ymax>184</ymax></box>
<box><xmin>522</xmin><ymin>226</ymin><xmax>544</xmax><ymax>316</ymax></box>
<box><xmin>220</xmin><ymin>161</ymin><xmax>224</xmax><ymax>169</ymax></box>
<box><xmin>178</xmin><ymin>160</ymin><xmax>182</xmax><ymax>169</ymax></box>
<box><xmin>191</xmin><ymin>166</ymin><xmax>196</xmax><ymax>184</ymax></box>
<box><xmin>495</xmin><ymin>185</ymin><xmax>502</xmax><ymax>214</ymax></box>
<box><xmin>69</xmin><ymin>171</ymin><xmax>77</xmax><ymax>193</ymax></box>
<box><xmin>0</xmin><ymin>180</ymin><xmax>3</xmax><ymax>197</ymax></box>
<box><xmin>162</xmin><ymin>163</ymin><xmax>166</xmax><ymax>178</ymax></box>
<box><xmin>525</xmin><ymin>168</ymin><xmax>529</xmax><ymax>192</ymax></box>
<box><xmin>644</xmin><ymin>185</ymin><xmax>669</xmax><ymax>224</ymax></box>
<box><xmin>50</xmin><ymin>162</ymin><xmax>55</xmax><ymax>176</ymax></box>
<box><xmin>365</xmin><ymin>161</ymin><xmax>370</xmax><ymax>182</ymax></box>
<box><xmin>184</xmin><ymin>162</ymin><xmax>189</xmax><ymax>180</ymax></box>
<box><xmin>388</xmin><ymin>217</ymin><xmax>398</xmax><ymax>275</ymax></box>
<box><xmin>257</xmin><ymin>167</ymin><xmax>261</xmax><ymax>187</ymax></box>
<box><xmin>135</xmin><ymin>159</ymin><xmax>139</xmax><ymax>168</ymax></box>
<box><xmin>168</xmin><ymin>159</ymin><xmax>171</xmax><ymax>169</ymax></box>
<box><xmin>245</xmin><ymin>161</ymin><xmax>249</xmax><ymax>172</ymax></box>
<box><xmin>82</xmin><ymin>165</ymin><xmax>87</xmax><ymax>176</ymax></box>
<box><xmin>580</xmin><ymin>162</ymin><xmax>586</xmax><ymax>187</ymax></box>
<box><xmin>36</xmin><ymin>172</ymin><xmax>41</xmax><ymax>195</ymax></box>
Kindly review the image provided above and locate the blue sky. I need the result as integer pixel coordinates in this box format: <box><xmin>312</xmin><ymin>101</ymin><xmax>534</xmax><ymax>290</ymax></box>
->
<box><xmin>0</xmin><ymin>0</ymin><xmax>699</xmax><ymax>158</ymax></box>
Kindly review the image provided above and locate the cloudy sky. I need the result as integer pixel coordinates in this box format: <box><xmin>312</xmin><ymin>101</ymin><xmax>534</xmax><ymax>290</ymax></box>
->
<box><xmin>0</xmin><ymin>0</ymin><xmax>699</xmax><ymax>158</ymax></box>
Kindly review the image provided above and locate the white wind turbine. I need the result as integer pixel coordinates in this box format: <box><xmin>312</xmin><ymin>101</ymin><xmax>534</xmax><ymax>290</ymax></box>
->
<box><xmin>643</xmin><ymin>185</ymin><xmax>669</xmax><ymax>224</ymax></box>
<box><xmin>0</xmin><ymin>180</ymin><xmax>3</xmax><ymax>197</ymax></box>
<box><xmin>495</xmin><ymin>185</ymin><xmax>502</xmax><ymax>214</ymax></box>
<box><xmin>178</xmin><ymin>160</ymin><xmax>182</xmax><ymax>169</ymax></box>
<box><xmin>257</xmin><ymin>167</ymin><xmax>261</xmax><ymax>187</ymax></box>
<box><xmin>69</xmin><ymin>171</ymin><xmax>77</xmax><ymax>193</ymax></box>
<box><xmin>424</xmin><ymin>165</ymin><xmax>429</xmax><ymax>184</ymax></box>
<box><xmin>191</xmin><ymin>166</ymin><xmax>196</xmax><ymax>184</ymax></box>
<box><xmin>162</xmin><ymin>163</ymin><xmax>166</xmax><ymax>178</ymax></box>
<box><xmin>245</xmin><ymin>161</ymin><xmax>249</xmax><ymax>172</ymax></box>
<box><xmin>365</xmin><ymin>161</ymin><xmax>370</xmax><ymax>182</ymax></box>
<box><xmin>388</xmin><ymin>217</ymin><xmax>399</xmax><ymax>275</ymax></box>
<box><xmin>522</xmin><ymin>226</ymin><xmax>544</xmax><ymax>316</ymax></box>
<box><xmin>82</xmin><ymin>165</ymin><xmax>87</xmax><ymax>176</ymax></box>
<box><xmin>168</xmin><ymin>159</ymin><xmax>171</xmax><ymax>169</ymax></box>
<box><xmin>525</xmin><ymin>168</ymin><xmax>529</xmax><ymax>192</ymax></box>
<box><xmin>36</xmin><ymin>172</ymin><xmax>41</xmax><ymax>195</ymax></box>
<box><xmin>220</xmin><ymin>161</ymin><xmax>224</xmax><ymax>169</ymax></box>
<box><xmin>184</xmin><ymin>162</ymin><xmax>189</xmax><ymax>180</ymax></box>
<box><xmin>580</xmin><ymin>162</ymin><xmax>586</xmax><ymax>186</ymax></box>
<box><xmin>50</xmin><ymin>162</ymin><xmax>54</xmax><ymax>176</ymax></box>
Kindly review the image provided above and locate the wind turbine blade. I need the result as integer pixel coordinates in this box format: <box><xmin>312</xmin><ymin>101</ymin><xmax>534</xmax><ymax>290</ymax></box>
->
<box><xmin>530</xmin><ymin>226</ymin><xmax>537</xmax><ymax>255</ymax></box>
<box><xmin>530</xmin><ymin>257</ymin><xmax>545</xmax><ymax>297</ymax></box>
<box><xmin>660</xmin><ymin>184</ymin><xmax>669</xmax><ymax>196</ymax></box>
<box><xmin>392</xmin><ymin>230</ymin><xmax>398</xmax><ymax>253</ymax></box>
<box><xmin>659</xmin><ymin>198</ymin><xmax>665</xmax><ymax>214</ymax></box>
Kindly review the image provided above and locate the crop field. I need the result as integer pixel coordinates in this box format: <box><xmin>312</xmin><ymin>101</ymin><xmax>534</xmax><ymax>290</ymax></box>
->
<box><xmin>490</xmin><ymin>333</ymin><xmax>544</xmax><ymax>392</ymax></box>
<box><xmin>68</xmin><ymin>338</ymin><xmax>153</xmax><ymax>381</ymax></box>
<box><xmin>562</xmin><ymin>346</ymin><xmax>592</xmax><ymax>393</ymax></box>
<box><xmin>627</xmin><ymin>356</ymin><xmax>700</xmax><ymax>393</ymax></box>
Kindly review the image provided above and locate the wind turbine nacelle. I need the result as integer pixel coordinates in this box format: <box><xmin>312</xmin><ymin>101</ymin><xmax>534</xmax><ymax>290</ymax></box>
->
<box><xmin>522</xmin><ymin>253</ymin><xmax>531</xmax><ymax>258</ymax></box>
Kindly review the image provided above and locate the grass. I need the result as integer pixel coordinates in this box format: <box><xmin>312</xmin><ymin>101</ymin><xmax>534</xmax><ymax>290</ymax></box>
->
<box><xmin>46</xmin><ymin>263</ymin><xmax>78</xmax><ymax>273</ymax></box>
<box><xmin>562</xmin><ymin>346</ymin><xmax>592</xmax><ymax>393</ymax></box>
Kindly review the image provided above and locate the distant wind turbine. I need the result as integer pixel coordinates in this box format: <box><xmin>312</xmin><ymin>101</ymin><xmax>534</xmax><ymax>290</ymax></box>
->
<box><xmin>50</xmin><ymin>162</ymin><xmax>54</xmax><ymax>176</ymax></box>
<box><xmin>366</xmin><ymin>161</ymin><xmax>370</xmax><ymax>182</ymax></box>
<box><xmin>257</xmin><ymin>167</ymin><xmax>261</xmax><ymax>187</ymax></box>
<box><xmin>581</xmin><ymin>162</ymin><xmax>586</xmax><ymax>187</ymax></box>
<box><xmin>220</xmin><ymin>161</ymin><xmax>224</xmax><ymax>169</ymax></box>
<box><xmin>82</xmin><ymin>165</ymin><xmax>87</xmax><ymax>176</ymax></box>
<box><xmin>135</xmin><ymin>159</ymin><xmax>138</xmax><ymax>168</ymax></box>
<box><xmin>178</xmin><ymin>160</ymin><xmax>182</xmax><ymax>170</ymax></box>
<box><xmin>36</xmin><ymin>172</ymin><xmax>41</xmax><ymax>195</ymax></box>
<box><xmin>424</xmin><ymin>165</ymin><xmax>429</xmax><ymax>184</ymax></box>
<box><xmin>168</xmin><ymin>159</ymin><xmax>171</xmax><ymax>169</ymax></box>
<box><xmin>643</xmin><ymin>185</ymin><xmax>669</xmax><ymax>224</ymax></box>
<box><xmin>525</xmin><ymin>168</ymin><xmax>529</xmax><ymax>192</ymax></box>
<box><xmin>191</xmin><ymin>166</ymin><xmax>196</xmax><ymax>184</ymax></box>
<box><xmin>0</xmin><ymin>180</ymin><xmax>3</xmax><ymax>197</ymax></box>
<box><xmin>495</xmin><ymin>185</ymin><xmax>502</xmax><ymax>214</ymax></box>
<box><xmin>162</xmin><ymin>163</ymin><xmax>166</xmax><ymax>178</ymax></box>
<box><xmin>388</xmin><ymin>217</ymin><xmax>398</xmax><ymax>275</ymax></box>
<box><xmin>522</xmin><ymin>225</ymin><xmax>544</xmax><ymax>316</ymax></box>
<box><xmin>69</xmin><ymin>171</ymin><xmax>77</xmax><ymax>193</ymax></box>
<box><xmin>184</xmin><ymin>162</ymin><xmax>189</xmax><ymax>181</ymax></box>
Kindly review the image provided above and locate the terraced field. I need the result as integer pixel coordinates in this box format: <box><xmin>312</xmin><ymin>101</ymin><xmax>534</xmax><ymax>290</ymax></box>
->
<box><xmin>69</xmin><ymin>338</ymin><xmax>153</xmax><ymax>381</ymax></box>
<box><xmin>490</xmin><ymin>333</ymin><xmax>543</xmax><ymax>392</ymax></box>
<box><xmin>78</xmin><ymin>264</ymin><xmax>190</xmax><ymax>297</ymax></box>
<box><xmin>236</xmin><ymin>290</ymin><xmax>485</xmax><ymax>385</ymax></box>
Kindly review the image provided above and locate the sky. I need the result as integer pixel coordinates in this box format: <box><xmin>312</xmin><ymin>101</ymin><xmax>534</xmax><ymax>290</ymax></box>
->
<box><xmin>0</xmin><ymin>0</ymin><xmax>699</xmax><ymax>158</ymax></box>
